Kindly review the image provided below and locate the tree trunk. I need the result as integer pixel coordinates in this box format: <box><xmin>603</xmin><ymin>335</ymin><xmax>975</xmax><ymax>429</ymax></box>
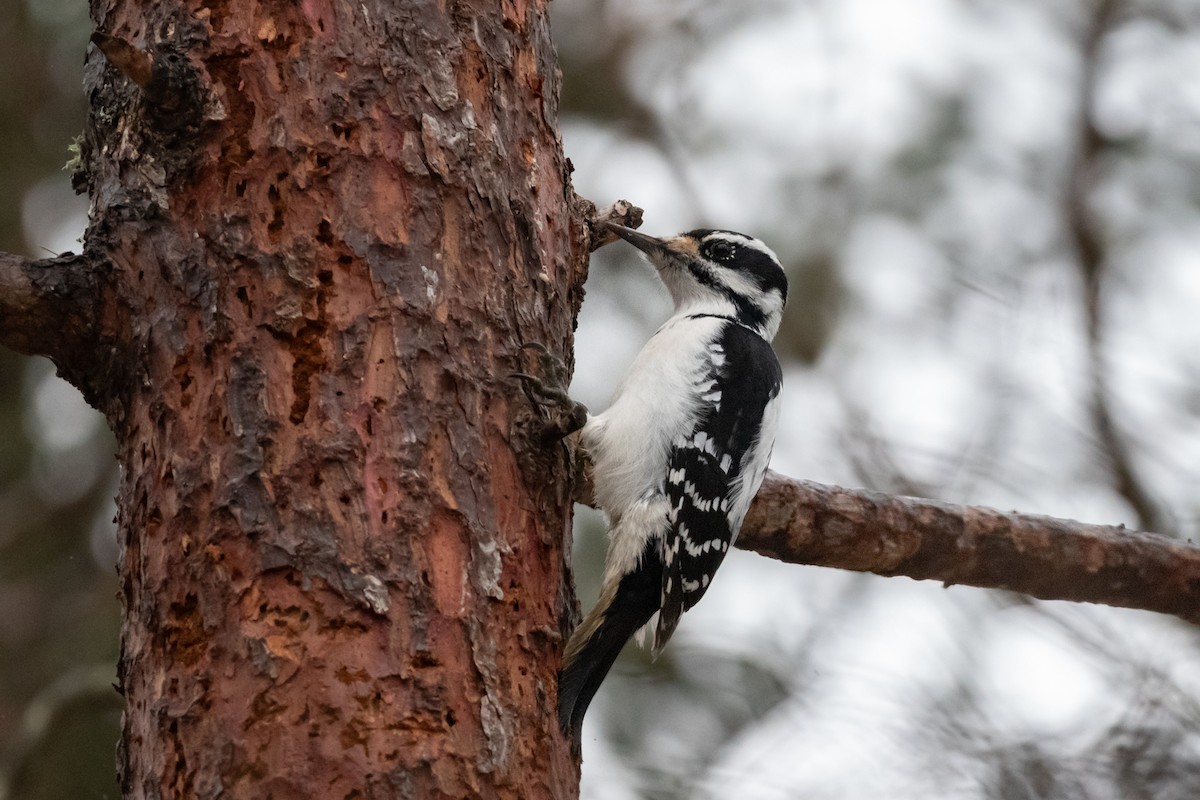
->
<box><xmin>80</xmin><ymin>2</ymin><xmax>584</xmax><ymax>797</ymax></box>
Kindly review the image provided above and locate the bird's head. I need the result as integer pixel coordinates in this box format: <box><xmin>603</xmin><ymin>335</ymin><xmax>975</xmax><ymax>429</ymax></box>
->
<box><xmin>606</xmin><ymin>224</ymin><xmax>788</xmax><ymax>340</ymax></box>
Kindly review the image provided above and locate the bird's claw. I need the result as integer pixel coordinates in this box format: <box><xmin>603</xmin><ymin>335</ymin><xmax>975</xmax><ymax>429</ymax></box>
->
<box><xmin>511</xmin><ymin>372</ymin><xmax>571</xmax><ymax>406</ymax></box>
<box><xmin>513</xmin><ymin>343</ymin><xmax>588</xmax><ymax>441</ymax></box>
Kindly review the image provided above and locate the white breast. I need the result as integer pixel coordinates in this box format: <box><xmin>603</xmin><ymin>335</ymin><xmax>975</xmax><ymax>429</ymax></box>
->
<box><xmin>582</xmin><ymin>315</ymin><xmax>724</xmax><ymax>520</ymax></box>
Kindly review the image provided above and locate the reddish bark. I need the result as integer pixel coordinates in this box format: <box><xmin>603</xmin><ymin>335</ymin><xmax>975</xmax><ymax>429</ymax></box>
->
<box><xmin>72</xmin><ymin>1</ymin><xmax>584</xmax><ymax>797</ymax></box>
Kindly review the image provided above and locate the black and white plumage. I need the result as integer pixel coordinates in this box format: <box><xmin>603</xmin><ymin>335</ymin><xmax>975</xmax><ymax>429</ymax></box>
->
<box><xmin>558</xmin><ymin>224</ymin><xmax>786</xmax><ymax>739</ymax></box>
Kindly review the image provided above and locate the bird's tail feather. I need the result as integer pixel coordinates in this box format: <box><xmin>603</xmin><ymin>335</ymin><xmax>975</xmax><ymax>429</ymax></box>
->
<box><xmin>558</xmin><ymin>541</ymin><xmax>662</xmax><ymax>739</ymax></box>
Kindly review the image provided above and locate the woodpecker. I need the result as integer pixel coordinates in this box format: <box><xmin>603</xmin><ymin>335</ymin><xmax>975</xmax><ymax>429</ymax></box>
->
<box><xmin>552</xmin><ymin>223</ymin><xmax>787</xmax><ymax>740</ymax></box>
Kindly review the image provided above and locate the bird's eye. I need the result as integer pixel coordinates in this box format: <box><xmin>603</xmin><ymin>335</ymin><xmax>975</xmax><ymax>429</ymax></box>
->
<box><xmin>707</xmin><ymin>241</ymin><xmax>735</xmax><ymax>261</ymax></box>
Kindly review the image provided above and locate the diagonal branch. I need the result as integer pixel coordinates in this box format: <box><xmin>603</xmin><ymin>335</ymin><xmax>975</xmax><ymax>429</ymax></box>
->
<box><xmin>737</xmin><ymin>472</ymin><xmax>1200</xmax><ymax>625</ymax></box>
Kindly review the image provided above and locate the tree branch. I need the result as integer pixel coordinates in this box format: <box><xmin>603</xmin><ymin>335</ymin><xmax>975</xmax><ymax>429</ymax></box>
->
<box><xmin>0</xmin><ymin>250</ymin><xmax>120</xmax><ymax>411</ymax></box>
<box><xmin>737</xmin><ymin>472</ymin><xmax>1200</xmax><ymax>625</ymax></box>
<box><xmin>1</xmin><ymin>250</ymin><xmax>86</xmax><ymax>355</ymax></box>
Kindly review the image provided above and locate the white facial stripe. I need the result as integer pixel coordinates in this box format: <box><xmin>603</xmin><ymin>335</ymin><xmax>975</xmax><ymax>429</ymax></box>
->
<box><xmin>701</xmin><ymin>231</ymin><xmax>780</xmax><ymax>263</ymax></box>
<box><xmin>714</xmin><ymin>267</ymin><xmax>760</xmax><ymax>300</ymax></box>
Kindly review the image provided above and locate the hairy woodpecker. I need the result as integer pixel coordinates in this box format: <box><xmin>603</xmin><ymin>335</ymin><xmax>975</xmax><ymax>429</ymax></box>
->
<box><xmin>557</xmin><ymin>223</ymin><xmax>787</xmax><ymax>739</ymax></box>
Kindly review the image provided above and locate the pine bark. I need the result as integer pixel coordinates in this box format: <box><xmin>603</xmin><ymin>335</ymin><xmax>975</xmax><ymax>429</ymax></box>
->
<box><xmin>77</xmin><ymin>2</ymin><xmax>583</xmax><ymax>797</ymax></box>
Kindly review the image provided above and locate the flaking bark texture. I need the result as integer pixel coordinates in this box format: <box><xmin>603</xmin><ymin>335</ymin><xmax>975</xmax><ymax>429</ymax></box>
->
<box><xmin>80</xmin><ymin>1</ymin><xmax>583</xmax><ymax>797</ymax></box>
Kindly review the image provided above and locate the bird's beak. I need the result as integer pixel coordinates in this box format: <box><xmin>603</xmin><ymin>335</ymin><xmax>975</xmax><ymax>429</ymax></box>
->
<box><xmin>604</xmin><ymin>223</ymin><xmax>670</xmax><ymax>257</ymax></box>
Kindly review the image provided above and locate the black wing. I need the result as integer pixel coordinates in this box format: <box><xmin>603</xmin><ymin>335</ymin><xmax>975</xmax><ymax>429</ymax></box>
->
<box><xmin>656</xmin><ymin>323</ymin><xmax>782</xmax><ymax>651</ymax></box>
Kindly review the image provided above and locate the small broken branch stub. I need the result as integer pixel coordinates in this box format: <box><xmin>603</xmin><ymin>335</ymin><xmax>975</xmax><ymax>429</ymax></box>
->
<box><xmin>587</xmin><ymin>200</ymin><xmax>645</xmax><ymax>251</ymax></box>
<box><xmin>0</xmin><ymin>249</ymin><xmax>125</xmax><ymax>418</ymax></box>
<box><xmin>91</xmin><ymin>31</ymin><xmax>206</xmax><ymax>136</ymax></box>
<box><xmin>92</xmin><ymin>33</ymin><xmax>154</xmax><ymax>88</ymax></box>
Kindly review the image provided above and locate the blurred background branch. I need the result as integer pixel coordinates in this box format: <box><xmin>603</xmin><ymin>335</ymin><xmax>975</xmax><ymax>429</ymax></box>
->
<box><xmin>1065</xmin><ymin>0</ymin><xmax>1172</xmax><ymax>536</ymax></box>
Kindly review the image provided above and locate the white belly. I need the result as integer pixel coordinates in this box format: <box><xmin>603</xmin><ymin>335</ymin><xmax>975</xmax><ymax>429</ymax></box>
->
<box><xmin>582</xmin><ymin>316</ymin><xmax>722</xmax><ymax>520</ymax></box>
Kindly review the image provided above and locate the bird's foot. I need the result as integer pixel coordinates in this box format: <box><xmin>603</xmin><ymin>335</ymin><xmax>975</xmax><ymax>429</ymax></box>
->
<box><xmin>512</xmin><ymin>343</ymin><xmax>588</xmax><ymax>442</ymax></box>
